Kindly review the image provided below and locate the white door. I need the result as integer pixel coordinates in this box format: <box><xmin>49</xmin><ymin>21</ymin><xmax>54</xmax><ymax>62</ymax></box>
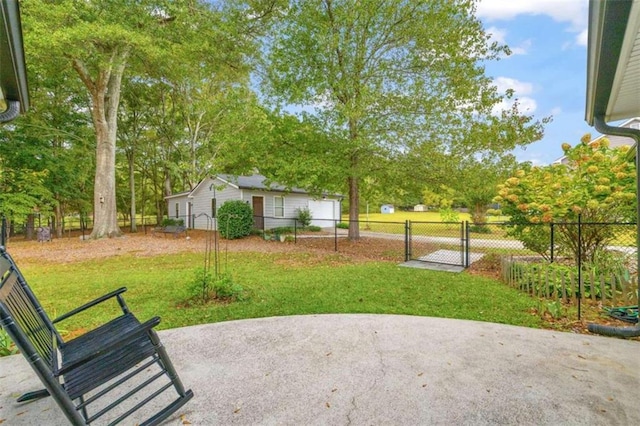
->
<box><xmin>308</xmin><ymin>200</ymin><xmax>335</xmax><ymax>227</ymax></box>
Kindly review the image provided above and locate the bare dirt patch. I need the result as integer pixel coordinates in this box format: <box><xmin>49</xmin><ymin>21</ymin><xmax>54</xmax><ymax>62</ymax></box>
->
<box><xmin>4</xmin><ymin>231</ymin><xmax>405</xmax><ymax>265</ymax></box>
<box><xmin>5</xmin><ymin>230</ymin><xmax>302</xmax><ymax>264</ymax></box>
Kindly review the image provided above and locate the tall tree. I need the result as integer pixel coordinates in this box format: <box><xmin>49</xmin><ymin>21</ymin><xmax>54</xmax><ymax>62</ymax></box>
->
<box><xmin>261</xmin><ymin>0</ymin><xmax>544</xmax><ymax>239</ymax></box>
<box><xmin>0</xmin><ymin>71</ymin><xmax>93</xmax><ymax>237</ymax></box>
<box><xmin>22</xmin><ymin>0</ymin><xmax>246</xmax><ymax>238</ymax></box>
<box><xmin>22</xmin><ymin>1</ymin><xmax>158</xmax><ymax>237</ymax></box>
<box><xmin>152</xmin><ymin>2</ymin><xmax>268</xmax><ymax>195</ymax></box>
<box><xmin>118</xmin><ymin>79</ymin><xmax>155</xmax><ymax>232</ymax></box>
<box><xmin>455</xmin><ymin>155</ymin><xmax>518</xmax><ymax>225</ymax></box>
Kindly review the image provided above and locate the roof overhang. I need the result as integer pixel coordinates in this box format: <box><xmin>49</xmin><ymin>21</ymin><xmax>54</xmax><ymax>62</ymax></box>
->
<box><xmin>586</xmin><ymin>0</ymin><xmax>640</xmax><ymax>125</ymax></box>
<box><xmin>585</xmin><ymin>0</ymin><xmax>640</xmax><ymax>336</ymax></box>
<box><xmin>0</xmin><ymin>0</ymin><xmax>29</xmax><ymax>122</ymax></box>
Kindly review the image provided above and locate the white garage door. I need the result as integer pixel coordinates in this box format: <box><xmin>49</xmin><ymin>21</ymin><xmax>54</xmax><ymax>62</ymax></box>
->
<box><xmin>308</xmin><ymin>200</ymin><xmax>335</xmax><ymax>227</ymax></box>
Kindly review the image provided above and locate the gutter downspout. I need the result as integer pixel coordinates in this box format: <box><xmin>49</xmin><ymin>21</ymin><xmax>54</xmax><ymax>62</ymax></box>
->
<box><xmin>587</xmin><ymin>115</ymin><xmax>640</xmax><ymax>337</ymax></box>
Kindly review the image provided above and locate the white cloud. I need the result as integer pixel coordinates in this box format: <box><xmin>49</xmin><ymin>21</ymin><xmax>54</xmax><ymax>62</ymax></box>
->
<box><xmin>491</xmin><ymin>77</ymin><xmax>537</xmax><ymax>115</ymax></box>
<box><xmin>576</xmin><ymin>28</ymin><xmax>588</xmax><ymax>46</ymax></box>
<box><xmin>493</xmin><ymin>77</ymin><xmax>533</xmax><ymax>95</ymax></box>
<box><xmin>516</xmin><ymin>97</ymin><xmax>538</xmax><ymax>113</ymax></box>
<box><xmin>486</xmin><ymin>26</ymin><xmax>530</xmax><ymax>55</ymax></box>
<box><xmin>476</xmin><ymin>0</ymin><xmax>587</xmax><ymax>30</ymax></box>
<box><xmin>491</xmin><ymin>96</ymin><xmax>537</xmax><ymax>115</ymax></box>
<box><xmin>486</xmin><ymin>26</ymin><xmax>507</xmax><ymax>44</ymax></box>
<box><xmin>550</xmin><ymin>106</ymin><xmax>562</xmax><ymax>116</ymax></box>
<box><xmin>510</xmin><ymin>39</ymin><xmax>532</xmax><ymax>55</ymax></box>
<box><xmin>477</xmin><ymin>0</ymin><xmax>588</xmax><ymax>48</ymax></box>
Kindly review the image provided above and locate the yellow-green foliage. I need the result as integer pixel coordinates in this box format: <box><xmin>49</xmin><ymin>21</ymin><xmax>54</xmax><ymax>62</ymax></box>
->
<box><xmin>495</xmin><ymin>136</ymin><xmax>636</xmax><ymax>260</ymax></box>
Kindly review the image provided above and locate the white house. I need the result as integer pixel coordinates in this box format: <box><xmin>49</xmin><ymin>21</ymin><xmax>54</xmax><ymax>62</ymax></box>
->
<box><xmin>165</xmin><ymin>174</ymin><xmax>342</xmax><ymax>230</ymax></box>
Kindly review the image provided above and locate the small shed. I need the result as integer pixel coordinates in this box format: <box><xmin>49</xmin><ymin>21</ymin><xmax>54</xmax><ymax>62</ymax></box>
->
<box><xmin>380</xmin><ymin>204</ymin><xmax>395</xmax><ymax>214</ymax></box>
<box><xmin>414</xmin><ymin>204</ymin><xmax>427</xmax><ymax>212</ymax></box>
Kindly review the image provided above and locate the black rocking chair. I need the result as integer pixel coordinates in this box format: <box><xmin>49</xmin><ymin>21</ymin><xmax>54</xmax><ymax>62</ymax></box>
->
<box><xmin>0</xmin><ymin>245</ymin><xmax>193</xmax><ymax>425</ymax></box>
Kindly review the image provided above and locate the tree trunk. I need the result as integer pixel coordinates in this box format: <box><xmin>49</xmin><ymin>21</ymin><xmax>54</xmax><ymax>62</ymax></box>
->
<box><xmin>127</xmin><ymin>150</ymin><xmax>137</xmax><ymax>233</ymax></box>
<box><xmin>348</xmin><ymin>175</ymin><xmax>360</xmax><ymax>240</ymax></box>
<box><xmin>347</xmin><ymin>115</ymin><xmax>361</xmax><ymax>240</ymax></box>
<box><xmin>91</xmin><ymin>123</ymin><xmax>122</xmax><ymax>238</ymax></box>
<box><xmin>55</xmin><ymin>201</ymin><xmax>63</xmax><ymax>238</ymax></box>
<box><xmin>26</xmin><ymin>214</ymin><xmax>35</xmax><ymax>240</ymax></box>
<box><xmin>162</xmin><ymin>169</ymin><xmax>172</xmax><ymax>221</ymax></box>
<box><xmin>472</xmin><ymin>203</ymin><xmax>487</xmax><ymax>225</ymax></box>
<box><xmin>73</xmin><ymin>49</ymin><xmax>129</xmax><ymax>239</ymax></box>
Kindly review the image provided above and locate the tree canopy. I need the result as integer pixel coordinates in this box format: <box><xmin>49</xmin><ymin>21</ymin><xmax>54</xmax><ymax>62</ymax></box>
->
<box><xmin>19</xmin><ymin>0</ymin><xmax>260</xmax><ymax>238</ymax></box>
<box><xmin>2</xmin><ymin>1</ymin><xmax>551</xmax><ymax>240</ymax></box>
<box><xmin>259</xmin><ymin>0</ymin><xmax>547</xmax><ymax>238</ymax></box>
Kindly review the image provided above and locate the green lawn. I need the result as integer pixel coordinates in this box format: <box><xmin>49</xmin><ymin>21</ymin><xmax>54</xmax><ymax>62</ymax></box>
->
<box><xmin>344</xmin><ymin>211</ymin><xmax>509</xmax><ymax>223</ymax></box>
<box><xmin>20</xmin><ymin>251</ymin><xmax>543</xmax><ymax>334</ymax></box>
<box><xmin>339</xmin><ymin>211</ymin><xmax>516</xmax><ymax>241</ymax></box>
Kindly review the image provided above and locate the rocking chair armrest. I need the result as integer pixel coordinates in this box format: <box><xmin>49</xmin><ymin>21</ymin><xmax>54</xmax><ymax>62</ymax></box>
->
<box><xmin>52</xmin><ymin>287</ymin><xmax>128</xmax><ymax>324</ymax></box>
<box><xmin>55</xmin><ymin>316</ymin><xmax>161</xmax><ymax>377</ymax></box>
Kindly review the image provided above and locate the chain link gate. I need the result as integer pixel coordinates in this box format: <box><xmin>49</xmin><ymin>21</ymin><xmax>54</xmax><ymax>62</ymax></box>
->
<box><xmin>406</xmin><ymin>221</ymin><xmax>469</xmax><ymax>267</ymax></box>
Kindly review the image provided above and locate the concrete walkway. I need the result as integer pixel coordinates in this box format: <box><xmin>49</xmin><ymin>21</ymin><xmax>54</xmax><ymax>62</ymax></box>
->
<box><xmin>1</xmin><ymin>314</ymin><xmax>639</xmax><ymax>425</ymax></box>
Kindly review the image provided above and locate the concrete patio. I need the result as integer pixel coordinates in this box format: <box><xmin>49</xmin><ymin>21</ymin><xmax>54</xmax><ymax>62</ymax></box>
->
<box><xmin>1</xmin><ymin>314</ymin><xmax>639</xmax><ymax>425</ymax></box>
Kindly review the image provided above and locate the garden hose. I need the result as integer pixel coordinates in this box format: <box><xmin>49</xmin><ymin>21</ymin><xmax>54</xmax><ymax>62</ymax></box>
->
<box><xmin>588</xmin><ymin>305</ymin><xmax>639</xmax><ymax>338</ymax></box>
<box><xmin>603</xmin><ymin>305</ymin><xmax>638</xmax><ymax>323</ymax></box>
<box><xmin>587</xmin><ymin>323</ymin><xmax>640</xmax><ymax>338</ymax></box>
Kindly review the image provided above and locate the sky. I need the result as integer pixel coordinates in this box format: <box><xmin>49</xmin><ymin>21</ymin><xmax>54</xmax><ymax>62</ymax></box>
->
<box><xmin>476</xmin><ymin>0</ymin><xmax>595</xmax><ymax>165</ymax></box>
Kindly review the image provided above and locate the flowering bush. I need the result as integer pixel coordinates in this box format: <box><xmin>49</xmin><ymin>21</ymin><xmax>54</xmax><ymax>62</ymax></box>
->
<box><xmin>495</xmin><ymin>136</ymin><xmax>636</xmax><ymax>261</ymax></box>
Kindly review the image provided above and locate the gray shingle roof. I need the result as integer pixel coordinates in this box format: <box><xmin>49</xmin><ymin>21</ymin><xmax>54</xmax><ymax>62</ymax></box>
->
<box><xmin>217</xmin><ymin>174</ymin><xmax>309</xmax><ymax>194</ymax></box>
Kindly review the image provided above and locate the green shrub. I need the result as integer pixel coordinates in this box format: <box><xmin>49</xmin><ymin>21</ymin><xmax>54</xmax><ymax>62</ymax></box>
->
<box><xmin>486</xmin><ymin>208</ymin><xmax>502</xmax><ymax>216</ymax></box>
<box><xmin>218</xmin><ymin>200</ymin><xmax>253</xmax><ymax>239</ymax></box>
<box><xmin>271</xmin><ymin>226</ymin><xmax>294</xmax><ymax>234</ymax></box>
<box><xmin>469</xmin><ymin>224</ymin><xmax>491</xmax><ymax>234</ymax></box>
<box><xmin>508</xmin><ymin>260</ymin><xmax>632</xmax><ymax>300</ymax></box>
<box><xmin>188</xmin><ymin>267</ymin><xmax>214</xmax><ymax>302</ymax></box>
<box><xmin>306</xmin><ymin>225</ymin><xmax>322</xmax><ymax>232</ymax></box>
<box><xmin>439</xmin><ymin>207</ymin><xmax>459</xmax><ymax>223</ymax></box>
<box><xmin>161</xmin><ymin>218</ymin><xmax>184</xmax><ymax>227</ymax></box>
<box><xmin>296</xmin><ymin>207</ymin><xmax>313</xmax><ymax>228</ymax></box>
<box><xmin>188</xmin><ymin>268</ymin><xmax>245</xmax><ymax>302</ymax></box>
<box><xmin>537</xmin><ymin>300</ymin><xmax>564</xmax><ymax>319</ymax></box>
<box><xmin>213</xmin><ymin>273</ymin><xmax>245</xmax><ymax>301</ymax></box>
<box><xmin>336</xmin><ymin>222</ymin><xmax>349</xmax><ymax>229</ymax></box>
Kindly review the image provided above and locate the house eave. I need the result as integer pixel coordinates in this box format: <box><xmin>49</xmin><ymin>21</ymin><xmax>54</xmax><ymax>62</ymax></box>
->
<box><xmin>585</xmin><ymin>0</ymin><xmax>640</xmax><ymax>337</ymax></box>
<box><xmin>0</xmin><ymin>0</ymin><xmax>29</xmax><ymax>122</ymax></box>
<box><xmin>586</xmin><ymin>0</ymin><xmax>638</xmax><ymax>126</ymax></box>
<box><xmin>164</xmin><ymin>191</ymin><xmax>190</xmax><ymax>200</ymax></box>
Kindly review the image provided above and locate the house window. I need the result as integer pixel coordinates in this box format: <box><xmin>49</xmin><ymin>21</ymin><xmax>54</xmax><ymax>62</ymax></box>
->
<box><xmin>211</xmin><ymin>198</ymin><xmax>217</xmax><ymax>218</ymax></box>
<box><xmin>274</xmin><ymin>196</ymin><xmax>284</xmax><ymax>218</ymax></box>
<box><xmin>175</xmin><ymin>202</ymin><xmax>179</xmax><ymax>219</ymax></box>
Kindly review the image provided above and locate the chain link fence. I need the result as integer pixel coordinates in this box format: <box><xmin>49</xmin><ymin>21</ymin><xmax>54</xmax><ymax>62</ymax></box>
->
<box><xmin>0</xmin><ymin>213</ymin><xmax>160</xmax><ymax>241</ymax></box>
<box><xmin>408</xmin><ymin>221</ymin><xmax>466</xmax><ymax>265</ymax></box>
<box><xmin>494</xmin><ymin>221</ymin><xmax>638</xmax><ymax>315</ymax></box>
<box><xmin>6</xmin><ymin>209</ymin><xmax>635</xmax><ymax>313</ymax></box>
<box><xmin>254</xmin><ymin>217</ymin><xmax>638</xmax><ymax>313</ymax></box>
